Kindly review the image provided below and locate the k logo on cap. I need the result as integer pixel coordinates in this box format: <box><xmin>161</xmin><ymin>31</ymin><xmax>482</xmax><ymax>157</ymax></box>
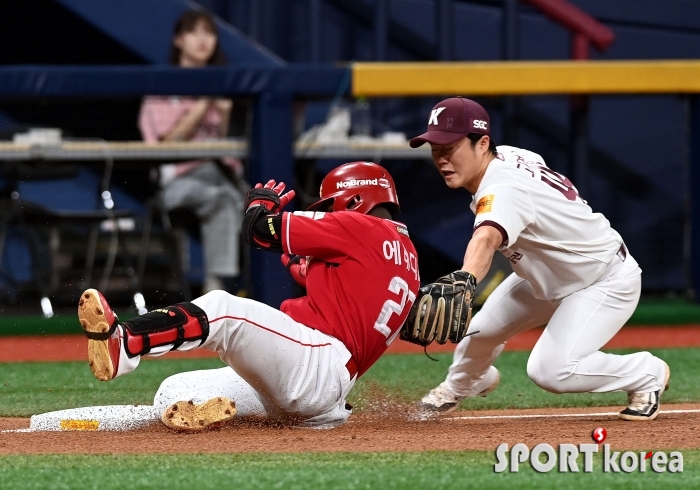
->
<box><xmin>428</xmin><ymin>107</ymin><xmax>447</xmax><ymax>126</ymax></box>
<box><xmin>410</xmin><ymin>97</ymin><xmax>490</xmax><ymax>148</ymax></box>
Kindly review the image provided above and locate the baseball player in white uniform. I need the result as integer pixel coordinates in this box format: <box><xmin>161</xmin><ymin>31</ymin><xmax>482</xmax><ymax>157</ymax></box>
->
<box><xmin>409</xmin><ymin>97</ymin><xmax>669</xmax><ymax>421</ymax></box>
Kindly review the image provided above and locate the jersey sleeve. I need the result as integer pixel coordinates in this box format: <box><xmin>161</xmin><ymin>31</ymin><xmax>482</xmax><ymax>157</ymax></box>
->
<box><xmin>472</xmin><ymin>184</ymin><xmax>534</xmax><ymax>249</ymax></box>
<box><xmin>281</xmin><ymin>211</ymin><xmax>368</xmax><ymax>262</ymax></box>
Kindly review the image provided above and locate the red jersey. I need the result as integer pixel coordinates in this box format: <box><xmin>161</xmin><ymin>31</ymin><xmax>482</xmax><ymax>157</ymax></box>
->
<box><xmin>280</xmin><ymin>210</ymin><xmax>420</xmax><ymax>376</ymax></box>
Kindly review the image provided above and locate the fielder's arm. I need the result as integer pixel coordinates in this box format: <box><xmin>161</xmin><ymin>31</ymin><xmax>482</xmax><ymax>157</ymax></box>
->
<box><xmin>400</xmin><ymin>225</ymin><xmax>501</xmax><ymax>346</ymax></box>
<box><xmin>462</xmin><ymin>225</ymin><xmax>503</xmax><ymax>283</ymax></box>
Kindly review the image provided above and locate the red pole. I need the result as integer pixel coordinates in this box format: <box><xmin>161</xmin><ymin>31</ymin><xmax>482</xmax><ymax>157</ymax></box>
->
<box><xmin>523</xmin><ymin>0</ymin><xmax>614</xmax><ymax>52</ymax></box>
<box><xmin>571</xmin><ymin>32</ymin><xmax>590</xmax><ymax>60</ymax></box>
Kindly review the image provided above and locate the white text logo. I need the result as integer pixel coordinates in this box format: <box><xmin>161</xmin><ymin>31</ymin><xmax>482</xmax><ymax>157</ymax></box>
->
<box><xmin>473</xmin><ymin>119</ymin><xmax>488</xmax><ymax>130</ymax></box>
<box><xmin>382</xmin><ymin>240</ymin><xmax>419</xmax><ymax>281</ymax></box>
<box><xmin>428</xmin><ymin>107</ymin><xmax>446</xmax><ymax>125</ymax></box>
<box><xmin>336</xmin><ymin>178</ymin><xmax>378</xmax><ymax>189</ymax></box>
<box><xmin>494</xmin><ymin>443</ymin><xmax>683</xmax><ymax>474</ymax></box>
<box><xmin>292</xmin><ymin>211</ymin><xmax>325</xmax><ymax>220</ymax></box>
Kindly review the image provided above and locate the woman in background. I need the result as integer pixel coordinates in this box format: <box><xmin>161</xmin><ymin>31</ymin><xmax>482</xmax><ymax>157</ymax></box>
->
<box><xmin>138</xmin><ymin>9</ymin><xmax>246</xmax><ymax>295</ymax></box>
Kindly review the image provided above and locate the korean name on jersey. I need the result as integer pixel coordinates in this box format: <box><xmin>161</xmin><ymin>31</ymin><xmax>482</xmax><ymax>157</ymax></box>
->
<box><xmin>472</xmin><ymin>146</ymin><xmax>624</xmax><ymax>300</ymax></box>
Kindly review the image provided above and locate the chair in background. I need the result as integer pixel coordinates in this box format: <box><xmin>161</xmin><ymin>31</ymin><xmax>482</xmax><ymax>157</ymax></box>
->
<box><xmin>0</xmin><ymin>161</ymin><xmax>146</xmax><ymax>316</ymax></box>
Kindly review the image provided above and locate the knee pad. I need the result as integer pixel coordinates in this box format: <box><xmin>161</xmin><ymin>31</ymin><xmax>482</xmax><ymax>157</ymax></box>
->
<box><xmin>121</xmin><ymin>302</ymin><xmax>209</xmax><ymax>358</ymax></box>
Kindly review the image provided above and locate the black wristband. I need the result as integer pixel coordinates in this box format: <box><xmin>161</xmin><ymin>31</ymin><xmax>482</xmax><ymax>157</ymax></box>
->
<box><xmin>243</xmin><ymin>205</ymin><xmax>270</xmax><ymax>246</ymax></box>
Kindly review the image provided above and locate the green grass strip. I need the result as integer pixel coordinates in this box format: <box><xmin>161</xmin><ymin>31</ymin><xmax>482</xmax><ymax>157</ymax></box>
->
<box><xmin>0</xmin><ymin>309</ymin><xmax>135</xmax><ymax>336</ymax></box>
<box><xmin>1</xmin><ymin>297</ymin><xmax>699</xmax><ymax>337</ymax></box>
<box><xmin>2</xmin><ymin>348</ymin><xmax>699</xmax><ymax>417</ymax></box>
<box><xmin>0</xmin><ymin>315</ymin><xmax>79</xmax><ymax>336</ymax></box>
<box><xmin>0</xmin><ymin>358</ymin><xmax>226</xmax><ymax>417</ymax></box>
<box><xmin>0</xmin><ymin>451</ymin><xmax>699</xmax><ymax>490</ymax></box>
<box><xmin>628</xmin><ymin>298</ymin><xmax>700</xmax><ymax>325</ymax></box>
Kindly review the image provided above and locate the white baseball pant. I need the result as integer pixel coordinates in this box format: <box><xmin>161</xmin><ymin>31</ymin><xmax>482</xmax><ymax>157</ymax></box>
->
<box><xmin>446</xmin><ymin>253</ymin><xmax>667</xmax><ymax>396</ymax></box>
<box><xmin>128</xmin><ymin>291</ymin><xmax>356</xmax><ymax>428</ymax></box>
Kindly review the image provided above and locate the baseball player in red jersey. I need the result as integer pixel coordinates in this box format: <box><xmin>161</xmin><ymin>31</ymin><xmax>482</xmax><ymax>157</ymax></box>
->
<box><xmin>77</xmin><ymin>161</ymin><xmax>419</xmax><ymax>430</ymax></box>
<box><xmin>410</xmin><ymin>97</ymin><xmax>669</xmax><ymax>421</ymax></box>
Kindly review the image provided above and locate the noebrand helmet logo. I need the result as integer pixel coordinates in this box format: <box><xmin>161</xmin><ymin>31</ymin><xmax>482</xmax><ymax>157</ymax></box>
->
<box><xmin>336</xmin><ymin>178</ymin><xmax>379</xmax><ymax>189</ymax></box>
<box><xmin>378</xmin><ymin>178</ymin><xmax>391</xmax><ymax>188</ymax></box>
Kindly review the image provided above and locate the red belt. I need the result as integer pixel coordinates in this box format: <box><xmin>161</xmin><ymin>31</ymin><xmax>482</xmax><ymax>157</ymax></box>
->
<box><xmin>345</xmin><ymin>357</ymin><xmax>358</xmax><ymax>379</ymax></box>
<box><xmin>617</xmin><ymin>243</ymin><xmax>627</xmax><ymax>262</ymax></box>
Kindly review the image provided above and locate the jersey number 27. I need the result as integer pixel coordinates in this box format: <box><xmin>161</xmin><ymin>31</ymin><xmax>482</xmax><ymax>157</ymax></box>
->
<box><xmin>373</xmin><ymin>276</ymin><xmax>416</xmax><ymax>346</ymax></box>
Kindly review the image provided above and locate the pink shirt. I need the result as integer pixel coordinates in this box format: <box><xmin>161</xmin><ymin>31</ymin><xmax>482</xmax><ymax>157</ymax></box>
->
<box><xmin>138</xmin><ymin>96</ymin><xmax>240</xmax><ymax>185</ymax></box>
<box><xmin>139</xmin><ymin>96</ymin><xmax>224</xmax><ymax>143</ymax></box>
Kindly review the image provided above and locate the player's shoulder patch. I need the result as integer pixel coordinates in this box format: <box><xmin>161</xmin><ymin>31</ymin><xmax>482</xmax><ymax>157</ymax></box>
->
<box><xmin>395</xmin><ymin>225</ymin><xmax>409</xmax><ymax>237</ymax></box>
<box><xmin>476</xmin><ymin>194</ymin><xmax>495</xmax><ymax>215</ymax></box>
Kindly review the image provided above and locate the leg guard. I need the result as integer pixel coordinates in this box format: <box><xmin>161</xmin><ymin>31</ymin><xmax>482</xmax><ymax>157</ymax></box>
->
<box><xmin>121</xmin><ymin>302</ymin><xmax>209</xmax><ymax>358</ymax></box>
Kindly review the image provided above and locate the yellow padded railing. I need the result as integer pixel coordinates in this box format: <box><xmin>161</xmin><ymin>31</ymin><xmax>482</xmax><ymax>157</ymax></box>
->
<box><xmin>352</xmin><ymin>60</ymin><xmax>700</xmax><ymax>97</ymax></box>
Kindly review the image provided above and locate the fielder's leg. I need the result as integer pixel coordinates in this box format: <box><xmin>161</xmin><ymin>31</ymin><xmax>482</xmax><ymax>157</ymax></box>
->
<box><xmin>525</xmin><ymin>254</ymin><xmax>669</xmax><ymax>420</ymax></box>
<box><xmin>419</xmin><ymin>273</ymin><xmax>556</xmax><ymax>412</ymax></box>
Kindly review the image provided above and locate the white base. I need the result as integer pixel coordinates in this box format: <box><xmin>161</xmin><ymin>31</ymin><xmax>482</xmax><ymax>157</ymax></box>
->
<box><xmin>11</xmin><ymin>405</ymin><xmax>160</xmax><ymax>432</ymax></box>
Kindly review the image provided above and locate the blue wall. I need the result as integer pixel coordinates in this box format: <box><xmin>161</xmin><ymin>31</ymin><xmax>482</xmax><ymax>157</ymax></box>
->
<box><xmin>2</xmin><ymin>0</ymin><xmax>699</xmax><ymax>295</ymax></box>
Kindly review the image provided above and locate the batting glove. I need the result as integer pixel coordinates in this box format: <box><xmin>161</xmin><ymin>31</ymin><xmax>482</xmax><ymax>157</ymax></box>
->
<box><xmin>245</xmin><ymin>179</ymin><xmax>296</xmax><ymax>214</ymax></box>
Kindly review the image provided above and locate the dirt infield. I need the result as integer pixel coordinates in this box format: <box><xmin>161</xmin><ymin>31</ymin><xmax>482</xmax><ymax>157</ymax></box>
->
<box><xmin>2</xmin><ymin>325</ymin><xmax>700</xmax><ymax>363</ymax></box>
<box><xmin>1</xmin><ymin>404</ymin><xmax>699</xmax><ymax>454</ymax></box>
<box><xmin>3</xmin><ymin>327</ymin><xmax>698</xmax><ymax>456</ymax></box>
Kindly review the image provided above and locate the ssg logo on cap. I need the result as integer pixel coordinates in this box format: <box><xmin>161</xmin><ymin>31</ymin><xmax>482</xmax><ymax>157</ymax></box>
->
<box><xmin>473</xmin><ymin>120</ymin><xmax>488</xmax><ymax>130</ymax></box>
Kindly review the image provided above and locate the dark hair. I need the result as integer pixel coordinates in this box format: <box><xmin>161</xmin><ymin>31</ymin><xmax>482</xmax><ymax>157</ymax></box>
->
<box><xmin>467</xmin><ymin>133</ymin><xmax>497</xmax><ymax>155</ymax></box>
<box><xmin>168</xmin><ymin>10</ymin><xmax>227</xmax><ymax>66</ymax></box>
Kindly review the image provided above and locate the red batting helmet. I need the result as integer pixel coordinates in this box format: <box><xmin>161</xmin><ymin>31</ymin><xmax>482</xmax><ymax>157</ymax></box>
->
<box><xmin>307</xmin><ymin>161</ymin><xmax>400</xmax><ymax>216</ymax></box>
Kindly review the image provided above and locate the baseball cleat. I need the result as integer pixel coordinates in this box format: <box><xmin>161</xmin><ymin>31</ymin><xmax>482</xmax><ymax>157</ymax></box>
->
<box><xmin>161</xmin><ymin>397</ymin><xmax>237</xmax><ymax>432</ymax></box>
<box><xmin>78</xmin><ymin>288</ymin><xmax>136</xmax><ymax>381</ymax></box>
<box><xmin>417</xmin><ymin>366</ymin><xmax>500</xmax><ymax>414</ymax></box>
<box><xmin>618</xmin><ymin>361</ymin><xmax>670</xmax><ymax>421</ymax></box>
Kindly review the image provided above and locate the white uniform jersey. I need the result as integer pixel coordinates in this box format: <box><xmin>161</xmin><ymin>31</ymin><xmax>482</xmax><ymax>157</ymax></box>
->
<box><xmin>471</xmin><ymin>145</ymin><xmax>624</xmax><ymax>300</ymax></box>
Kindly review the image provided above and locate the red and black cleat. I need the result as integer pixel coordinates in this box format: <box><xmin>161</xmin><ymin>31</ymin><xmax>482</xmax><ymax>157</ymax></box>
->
<box><xmin>78</xmin><ymin>288</ymin><xmax>127</xmax><ymax>381</ymax></box>
<box><xmin>79</xmin><ymin>289</ymin><xmax>210</xmax><ymax>381</ymax></box>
